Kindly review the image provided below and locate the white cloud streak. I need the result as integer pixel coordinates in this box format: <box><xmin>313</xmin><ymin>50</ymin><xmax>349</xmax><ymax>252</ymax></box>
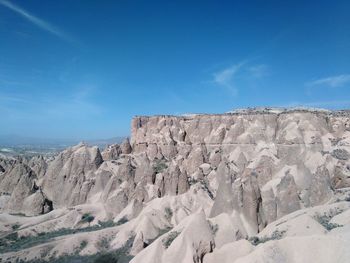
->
<box><xmin>213</xmin><ymin>62</ymin><xmax>245</xmax><ymax>96</ymax></box>
<box><xmin>0</xmin><ymin>0</ymin><xmax>73</xmax><ymax>42</ymax></box>
<box><xmin>306</xmin><ymin>74</ymin><xmax>350</xmax><ymax>88</ymax></box>
<box><xmin>213</xmin><ymin>62</ymin><xmax>268</xmax><ymax>96</ymax></box>
<box><xmin>0</xmin><ymin>94</ymin><xmax>29</xmax><ymax>103</ymax></box>
<box><xmin>248</xmin><ymin>64</ymin><xmax>269</xmax><ymax>78</ymax></box>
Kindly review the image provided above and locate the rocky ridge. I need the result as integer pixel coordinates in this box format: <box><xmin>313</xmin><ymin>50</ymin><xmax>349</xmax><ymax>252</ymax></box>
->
<box><xmin>1</xmin><ymin>108</ymin><xmax>350</xmax><ymax>262</ymax></box>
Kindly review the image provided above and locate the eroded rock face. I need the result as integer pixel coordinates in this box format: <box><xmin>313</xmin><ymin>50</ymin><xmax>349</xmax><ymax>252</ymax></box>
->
<box><xmin>42</xmin><ymin>143</ymin><xmax>103</xmax><ymax>208</ymax></box>
<box><xmin>3</xmin><ymin>164</ymin><xmax>37</xmax><ymax>213</ymax></box>
<box><xmin>120</xmin><ymin>138</ymin><xmax>132</xmax><ymax>154</ymax></box>
<box><xmin>101</xmin><ymin>144</ymin><xmax>121</xmax><ymax>160</ymax></box>
<box><xmin>0</xmin><ymin>160</ymin><xmax>47</xmax><ymax>215</ymax></box>
<box><xmin>2</xmin><ymin>109</ymin><xmax>350</xmax><ymax>232</ymax></box>
<box><xmin>2</xmin><ymin>109</ymin><xmax>350</xmax><ymax>263</ymax></box>
<box><xmin>130</xmin><ymin>110</ymin><xmax>350</xmax><ymax>231</ymax></box>
<box><xmin>28</xmin><ymin>155</ymin><xmax>47</xmax><ymax>179</ymax></box>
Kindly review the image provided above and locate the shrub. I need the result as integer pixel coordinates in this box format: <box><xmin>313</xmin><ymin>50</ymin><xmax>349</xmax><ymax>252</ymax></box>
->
<box><xmin>331</xmin><ymin>149</ymin><xmax>350</xmax><ymax>160</ymax></box>
<box><xmin>93</xmin><ymin>253</ymin><xmax>119</xmax><ymax>263</ymax></box>
<box><xmin>152</xmin><ymin>159</ymin><xmax>168</xmax><ymax>174</ymax></box>
<box><xmin>79</xmin><ymin>240</ymin><xmax>88</xmax><ymax>250</ymax></box>
<box><xmin>96</xmin><ymin>237</ymin><xmax>111</xmax><ymax>251</ymax></box>
<box><xmin>249</xmin><ymin>230</ymin><xmax>286</xmax><ymax>246</ymax></box>
<box><xmin>40</xmin><ymin>245</ymin><xmax>54</xmax><ymax>258</ymax></box>
<box><xmin>98</xmin><ymin>220</ymin><xmax>116</xmax><ymax>228</ymax></box>
<box><xmin>314</xmin><ymin>214</ymin><xmax>342</xmax><ymax>231</ymax></box>
<box><xmin>116</xmin><ymin>216</ymin><xmax>128</xmax><ymax>226</ymax></box>
<box><xmin>208</xmin><ymin>221</ymin><xmax>219</xmax><ymax>236</ymax></box>
<box><xmin>164</xmin><ymin>207</ymin><xmax>173</xmax><ymax>221</ymax></box>
<box><xmin>188</xmin><ymin>178</ymin><xmax>214</xmax><ymax>199</ymax></box>
<box><xmin>5</xmin><ymin>232</ymin><xmax>19</xmax><ymax>241</ymax></box>
<box><xmin>162</xmin><ymin>231</ymin><xmax>180</xmax><ymax>248</ymax></box>
<box><xmin>144</xmin><ymin>227</ymin><xmax>172</xmax><ymax>247</ymax></box>
<box><xmin>81</xmin><ymin>213</ymin><xmax>95</xmax><ymax>224</ymax></box>
<box><xmin>12</xmin><ymin>224</ymin><xmax>20</xmax><ymax>230</ymax></box>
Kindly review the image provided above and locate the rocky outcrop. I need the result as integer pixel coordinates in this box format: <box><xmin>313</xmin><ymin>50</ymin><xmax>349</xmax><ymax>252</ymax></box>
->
<box><xmin>2</xmin><ymin>109</ymin><xmax>350</xmax><ymax>262</ymax></box>
<box><xmin>41</xmin><ymin>143</ymin><xmax>103</xmax><ymax>208</ymax></box>
<box><xmin>120</xmin><ymin>138</ymin><xmax>132</xmax><ymax>154</ymax></box>
<box><xmin>0</xmin><ymin>159</ymin><xmax>49</xmax><ymax>215</ymax></box>
<box><xmin>130</xmin><ymin>110</ymin><xmax>350</xmax><ymax>231</ymax></box>
<box><xmin>28</xmin><ymin>155</ymin><xmax>47</xmax><ymax>179</ymax></box>
<box><xmin>3</xmin><ymin>109</ymin><xmax>350</xmax><ymax>224</ymax></box>
<box><xmin>102</xmin><ymin>144</ymin><xmax>122</xmax><ymax>160</ymax></box>
<box><xmin>101</xmin><ymin>139</ymin><xmax>132</xmax><ymax>161</ymax></box>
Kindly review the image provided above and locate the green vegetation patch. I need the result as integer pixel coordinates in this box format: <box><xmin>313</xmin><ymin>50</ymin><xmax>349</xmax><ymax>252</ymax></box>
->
<box><xmin>115</xmin><ymin>216</ymin><xmax>129</xmax><ymax>226</ymax></box>
<box><xmin>249</xmin><ymin>230</ymin><xmax>286</xmax><ymax>246</ymax></box>
<box><xmin>152</xmin><ymin>159</ymin><xmax>168</xmax><ymax>174</ymax></box>
<box><xmin>0</xmin><ymin>220</ymin><xmax>118</xmax><ymax>254</ymax></box>
<box><xmin>208</xmin><ymin>221</ymin><xmax>219</xmax><ymax>236</ymax></box>
<box><xmin>162</xmin><ymin>231</ymin><xmax>180</xmax><ymax>249</ymax></box>
<box><xmin>314</xmin><ymin>214</ymin><xmax>343</xmax><ymax>231</ymax></box>
<box><xmin>19</xmin><ymin>237</ymin><xmax>135</xmax><ymax>263</ymax></box>
<box><xmin>164</xmin><ymin>207</ymin><xmax>173</xmax><ymax>221</ymax></box>
<box><xmin>11</xmin><ymin>223</ymin><xmax>21</xmax><ymax>230</ymax></box>
<box><xmin>81</xmin><ymin>213</ymin><xmax>95</xmax><ymax>224</ymax></box>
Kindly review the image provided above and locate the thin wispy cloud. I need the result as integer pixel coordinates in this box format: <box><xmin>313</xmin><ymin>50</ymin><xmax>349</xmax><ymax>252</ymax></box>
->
<box><xmin>0</xmin><ymin>0</ymin><xmax>73</xmax><ymax>42</ymax></box>
<box><xmin>248</xmin><ymin>64</ymin><xmax>269</xmax><ymax>78</ymax></box>
<box><xmin>213</xmin><ymin>62</ymin><xmax>245</xmax><ymax>96</ymax></box>
<box><xmin>0</xmin><ymin>94</ymin><xmax>29</xmax><ymax>103</ymax></box>
<box><xmin>306</xmin><ymin>74</ymin><xmax>350</xmax><ymax>88</ymax></box>
<box><xmin>213</xmin><ymin>61</ymin><xmax>268</xmax><ymax>96</ymax></box>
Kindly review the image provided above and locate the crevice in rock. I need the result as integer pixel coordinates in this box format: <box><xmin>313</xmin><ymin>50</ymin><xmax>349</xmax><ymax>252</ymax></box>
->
<box><xmin>41</xmin><ymin>197</ymin><xmax>53</xmax><ymax>214</ymax></box>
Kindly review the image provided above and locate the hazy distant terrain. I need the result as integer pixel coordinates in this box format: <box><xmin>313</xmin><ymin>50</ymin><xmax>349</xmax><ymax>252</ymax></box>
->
<box><xmin>0</xmin><ymin>135</ymin><xmax>126</xmax><ymax>157</ymax></box>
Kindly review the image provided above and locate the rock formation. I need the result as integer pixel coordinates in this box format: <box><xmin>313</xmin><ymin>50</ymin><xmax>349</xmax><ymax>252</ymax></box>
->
<box><xmin>1</xmin><ymin>108</ymin><xmax>350</xmax><ymax>263</ymax></box>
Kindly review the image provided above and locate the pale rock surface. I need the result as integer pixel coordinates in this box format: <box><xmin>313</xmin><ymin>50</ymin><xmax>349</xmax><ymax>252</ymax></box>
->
<box><xmin>101</xmin><ymin>144</ymin><xmax>121</xmax><ymax>160</ymax></box>
<box><xmin>41</xmin><ymin>143</ymin><xmax>103</xmax><ymax>208</ymax></box>
<box><xmin>1</xmin><ymin>109</ymin><xmax>350</xmax><ymax>262</ymax></box>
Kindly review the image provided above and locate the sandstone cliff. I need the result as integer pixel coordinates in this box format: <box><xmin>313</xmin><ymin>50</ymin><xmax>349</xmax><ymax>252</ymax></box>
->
<box><xmin>130</xmin><ymin>111</ymin><xmax>350</xmax><ymax>231</ymax></box>
<box><xmin>1</xmin><ymin>108</ymin><xmax>350</xmax><ymax>263</ymax></box>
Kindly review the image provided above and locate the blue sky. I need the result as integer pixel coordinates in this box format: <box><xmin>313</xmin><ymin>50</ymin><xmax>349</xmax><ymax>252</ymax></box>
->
<box><xmin>0</xmin><ymin>0</ymin><xmax>350</xmax><ymax>139</ymax></box>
